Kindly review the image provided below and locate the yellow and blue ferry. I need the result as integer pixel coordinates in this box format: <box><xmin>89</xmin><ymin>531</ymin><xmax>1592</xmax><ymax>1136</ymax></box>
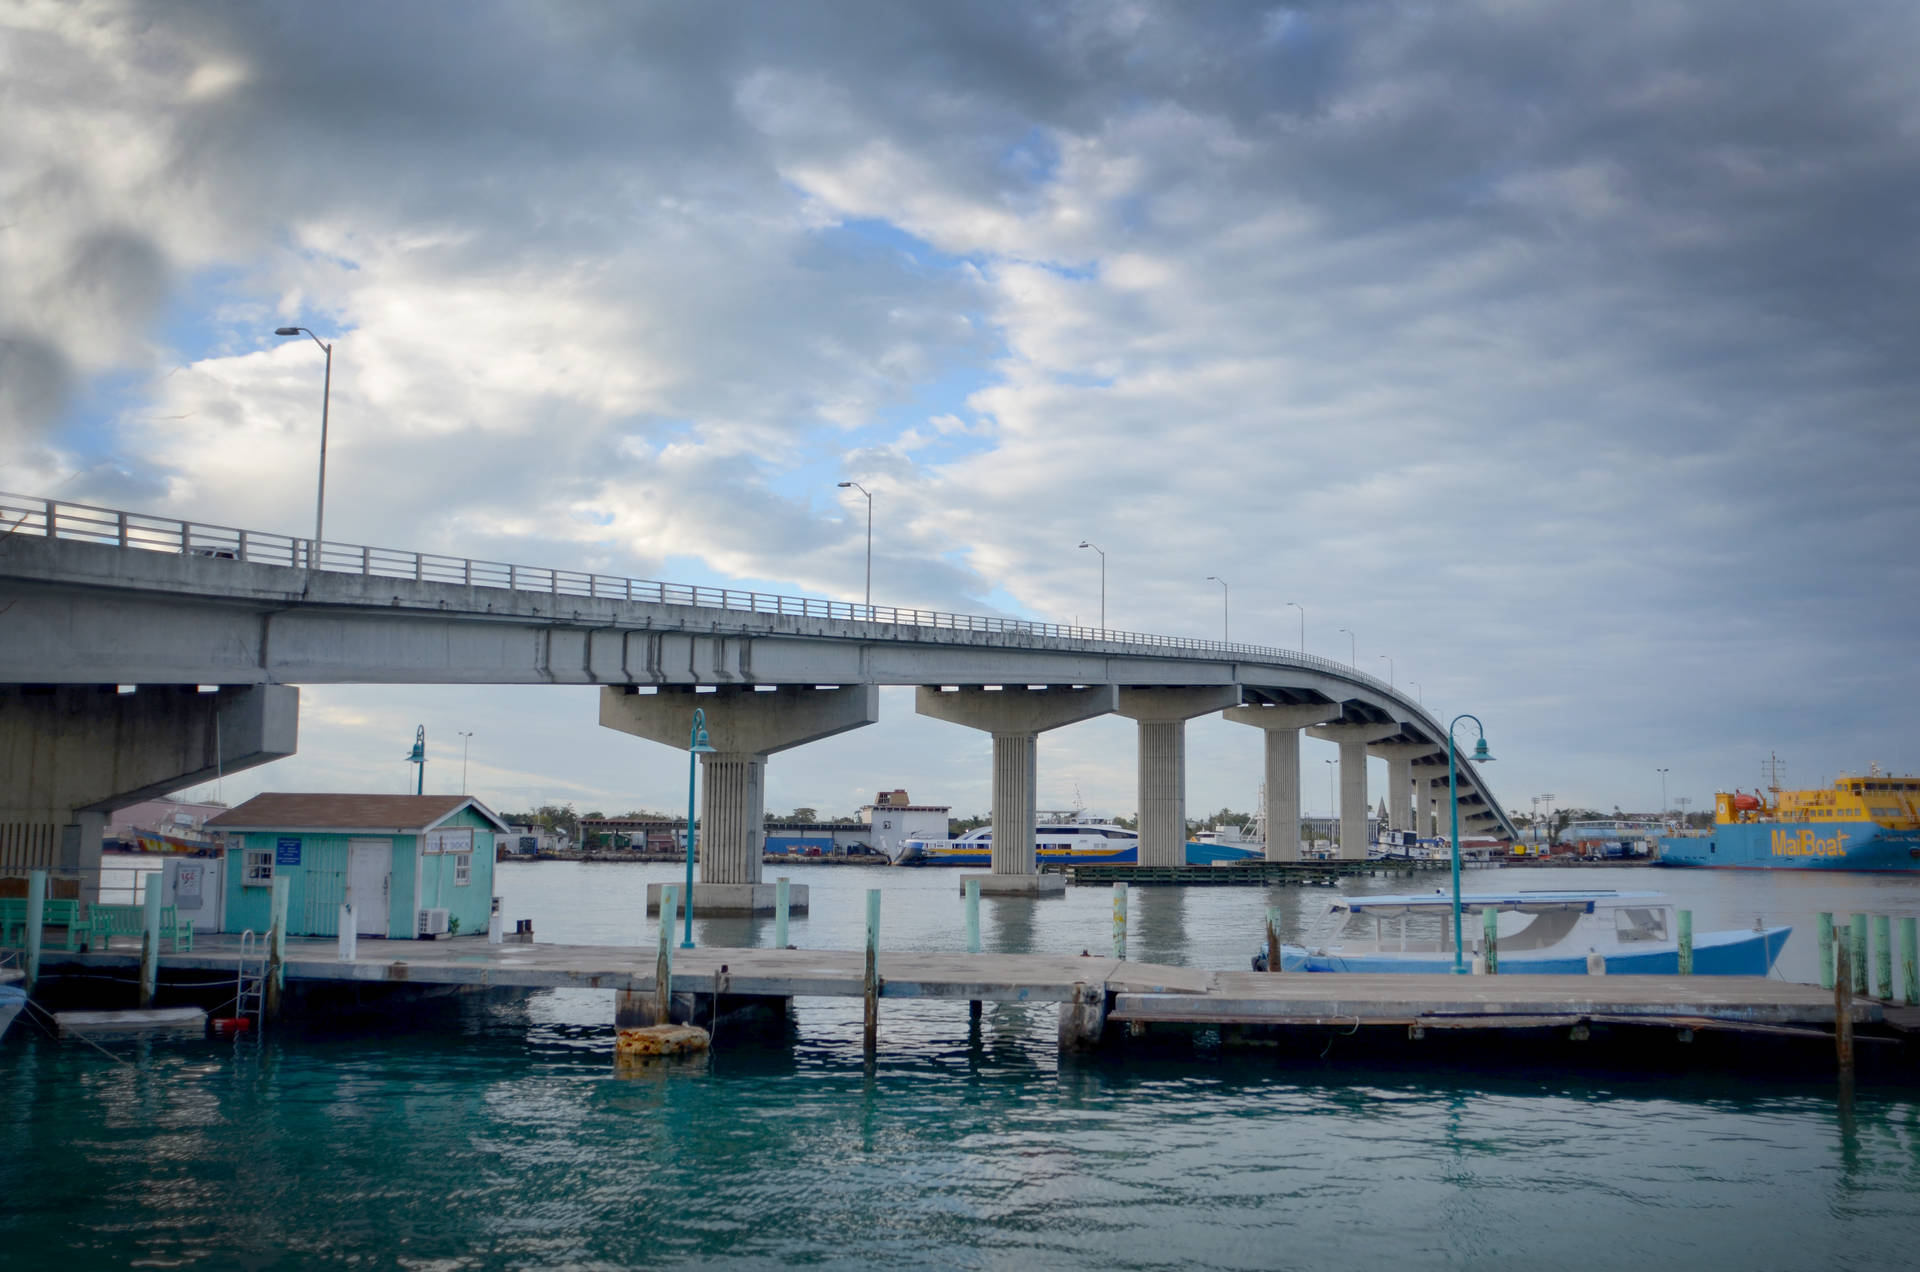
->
<box><xmin>1658</xmin><ymin>769</ymin><xmax>1920</xmax><ymax>872</ymax></box>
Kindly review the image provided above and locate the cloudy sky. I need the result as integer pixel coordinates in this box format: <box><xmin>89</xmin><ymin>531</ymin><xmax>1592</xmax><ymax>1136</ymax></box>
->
<box><xmin>5</xmin><ymin>1</ymin><xmax>1917</xmax><ymax>825</ymax></box>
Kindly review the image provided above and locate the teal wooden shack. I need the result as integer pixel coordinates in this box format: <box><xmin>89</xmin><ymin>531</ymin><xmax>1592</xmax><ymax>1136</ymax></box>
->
<box><xmin>207</xmin><ymin>794</ymin><xmax>508</xmax><ymax>939</ymax></box>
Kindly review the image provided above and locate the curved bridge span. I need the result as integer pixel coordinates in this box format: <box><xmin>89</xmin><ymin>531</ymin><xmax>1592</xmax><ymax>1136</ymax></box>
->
<box><xmin>0</xmin><ymin>493</ymin><xmax>1516</xmax><ymax>904</ymax></box>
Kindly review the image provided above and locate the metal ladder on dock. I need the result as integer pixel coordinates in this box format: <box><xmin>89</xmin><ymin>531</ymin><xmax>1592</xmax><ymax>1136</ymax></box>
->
<box><xmin>233</xmin><ymin>929</ymin><xmax>266</xmax><ymax>1031</ymax></box>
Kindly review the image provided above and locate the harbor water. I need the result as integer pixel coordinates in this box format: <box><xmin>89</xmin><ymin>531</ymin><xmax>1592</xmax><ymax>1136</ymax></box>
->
<box><xmin>5</xmin><ymin>862</ymin><xmax>1920</xmax><ymax>1269</ymax></box>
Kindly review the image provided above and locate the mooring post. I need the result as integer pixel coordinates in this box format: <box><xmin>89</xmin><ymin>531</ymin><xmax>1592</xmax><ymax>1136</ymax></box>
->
<box><xmin>1851</xmin><ymin>913</ymin><xmax>1869</xmax><ymax>995</ymax></box>
<box><xmin>654</xmin><ymin>885</ymin><xmax>677</xmax><ymax>1026</ymax></box>
<box><xmin>1481</xmin><ymin>907</ymin><xmax>1499</xmax><ymax>975</ymax></box>
<box><xmin>1817</xmin><ymin>912</ymin><xmax>1835</xmax><ymax>989</ymax></box>
<box><xmin>774</xmin><ymin>876</ymin><xmax>790</xmax><ymax>948</ymax></box>
<box><xmin>1902</xmin><ymin>916</ymin><xmax>1919</xmax><ymax>1008</ymax></box>
<box><xmin>137</xmin><ymin>883</ymin><xmax>163</xmax><ymax>1009</ymax></box>
<box><xmin>1586</xmin><ymin>951</ymin><xmax>1606</xmax><ymax>975</ymax></box>
<box><xmin>864</xmin><ymin>888</ymin><xmax>881</xmax><ymax>1058</ymax></box>
<box><xmin>1873</xmin><ymin>915</ymin><xmax>1893</xmax><ymax>1001</ymax></box>
<box><xmin>1111</xmin><ymin>882</ymin><xmax>1127</xmax><ymax>960</ymax></box>
<box><xmin>23</xmin><ymin>869</ymin><xmax>46</xmax><ymax>993</ymax></box>
<box><xmin>337</xmin><ymin>904</ymin><xmax>356</xmax><ymax>961</ymax></box>
<box><xmin>1265</xmin><ymin>906</ymin><xmax>1282</xmax><ymax>974</ymax></box>
<box><xmin>964</xmin><ymin>877</ymin><xmax>981</xmax><ymax>954</ymax></box>
<box><xmin>1677</xmin><ymin>909</ymin><xmax>1693</xmax><ymax>975</ymax></box>
<box><xmin>265</xmin><ymin>874</ymin><xmax>290</xmax><ymax>1022</ymax></box>
<box><xmin>1834</xmin><ymin>931</ymin><xmax>1855</xmax><ymax>1082</ymax></box>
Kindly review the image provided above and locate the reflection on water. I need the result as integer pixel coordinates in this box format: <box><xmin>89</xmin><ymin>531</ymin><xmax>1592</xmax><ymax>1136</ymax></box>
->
<box><xmin>5</xmin><ymin>859</ymin><xmax>1919</xmax><ymax>1268</ymax></box>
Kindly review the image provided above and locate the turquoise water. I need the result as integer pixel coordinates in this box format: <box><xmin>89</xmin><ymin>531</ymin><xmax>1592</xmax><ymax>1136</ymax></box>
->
<box><xmin>5</xmin><ymin>862</ymin><xmax>1920</xmax><ymax>1268</ymax></box>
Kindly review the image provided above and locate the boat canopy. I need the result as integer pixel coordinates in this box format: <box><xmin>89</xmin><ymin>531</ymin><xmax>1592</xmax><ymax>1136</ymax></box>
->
<box><xmin>1331</xmin><ymin>889</ymin><xmax>1666</xmax><ymax>918</ymax></box>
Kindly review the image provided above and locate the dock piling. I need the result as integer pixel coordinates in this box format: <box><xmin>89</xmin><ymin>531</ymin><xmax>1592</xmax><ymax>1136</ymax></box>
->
<box><xmin>1677</xmin><ymin>909</ymin><xmax>1693</xmax><ymax>975</ymax></box>
<box><xmin>1900</xmin><ymin>916</ymin><xmax>1918</xmax><ymax>1007</ymax></box>
<box><xmin>774</xmin><ymin>877</ymin><xmax>790</xmax><ymax>948</ymax></box>
<box><xmin>655</xmin><ymin>885</ymin><xmax>676</xmax><ymax>1026</ymax></box>
<box><xmin>964</xmin><ymin>878</ymin><xmax>981</xmax><ymax>954</ymax></box>
<box><xmin>1817</xmin><ymin>913</ymin><xmax>1834</xmax><ymax>989</ymax></box>
<box><xmin>1265</xmin><ymin>906</ymin><xmax>1281</xmax><ymax>974</ymax></box>
<box><xmin>265</xmin><ymin>875</ymin><xmax>289</xmax><ymax>1021</ymax></box>
<box><xmin>337</xmin><ymin>905</ymin><xmax>356</xmax><ymax>961</ymax></box>
<box><xmin>1851</xmin><ymin>913</ymin><xmax>1869</xmax><ymax>995</ymax></box>
<box><xmin>1112</xmin><ymin>883</ymin><xmax>1127</xmax><ymax>960</ymax></box>
<box><xmin>24</xmin><ymin>869</ymin><xmax>45</xmax><ymax>993</ymax></box>
<box><xmin>139</xmin><ymin>884</ymin><xmax>162</xmax><ymax>1008</ymax></box>
<box><xmin>1873</xmin><ymin>914</ymin><xmax>1892</xmax><ymax>1000</ymax></box>
<box><xmin>1834</xmin><ymin>930</ymin><xmax>1855</xmax><ymax>1081</ymax></box>
<box><xmin>864</xmin><ymin>889</ymin><xmax>881</xmax><ymax>1058</ymax></box>
<box><xmin>1481</xmin><ymin>908</ymin><xmax>1499</xmax><ymax>975</ymax></box>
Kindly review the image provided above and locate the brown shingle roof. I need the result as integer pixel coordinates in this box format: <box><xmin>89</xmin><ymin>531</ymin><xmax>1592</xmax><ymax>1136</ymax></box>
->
<box><xmin>205</xmin><ymin>794</ymin><xmax>509</xmax><ymax>834</ymax></box>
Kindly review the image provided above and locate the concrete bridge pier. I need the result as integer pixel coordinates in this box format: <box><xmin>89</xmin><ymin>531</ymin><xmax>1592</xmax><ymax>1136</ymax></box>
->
<box><xmin>915</xmin><ymin>685</ymin><xmax>1118</xmax><ymax>896</ymax></box>
<box><xmin>600</xmin><ymin>684</ymin><xmax>878</xmax><ymax>915</ymax></box>
<box><xmin>1221</xmin><ymin>704</ymin><xmax>1339</xmax><ymax>861</ymax></box>
<box><xmin>0</xmin><ymin>684</ymin><xmax>298</xmax><ymax>899</ymax></box>
<box><xmin>1116</xmin><ymin>687</ymin><xmax>1242</xmax><ymax>867</ymax></box>
<box><xmin>1368</xmin><ymin>741</ymin><xmax>1441</xmax><ymax>834</ymax></box>
<box><xmin>1308</xmin><ymin>723</ymin><xmax>1400</xmax><ymax>859</ymax></box>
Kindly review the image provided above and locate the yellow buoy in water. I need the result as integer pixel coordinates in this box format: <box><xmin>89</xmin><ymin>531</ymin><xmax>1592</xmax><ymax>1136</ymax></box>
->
<box><xmin>615</xmin><ymin>1024</ymin><xmax>711</xmax><ymax>1057</ymax></box>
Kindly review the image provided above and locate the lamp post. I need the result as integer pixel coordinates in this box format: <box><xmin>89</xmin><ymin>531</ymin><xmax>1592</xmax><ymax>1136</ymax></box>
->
<box><xmin>1079</xmin><ymin>540</ymin><xmax>1106</xmax><ymax>629</ymax></box>
<box><xmin>1379</xmin><ymin>654</ymin><xmax>1394</xmax><ymax>688</ymax></box>
<box><xmin>1409</xmin><ymin>680</ymin><xmax>1423</xmax><ymax>706</ymax></box>
<box><xmin>405</xmin><ymin>726</ymin><xmax>426</xmax><ymax>795</ymax></box>
<box><xmin>1537</xmin><ymin>792</ymin><xmax>1556</xmax><ymax>848</ymax></box>
<box><xmin>1287</xmin><ymin>601</ymin><xmax>1304</xmax><ymax>654</ymax></box>
<box><xmin>1339</xmin><ymin>627</ymin><xmax>1355</xmax><ymax>666</ymax></box>
<box><xmin>682</xmin><ymin>708</ymin><xmax>717</xmax><ymax>949</ymax></box>
<box><xmin>1447</xmin><ymin>715</ymin><xmax>1494</xmax><ymax>973</ymax></box>
<box><xmin>836</xmin><ymin>481</ymin><xmax>872</xmax><ymax>612</ymax></box>
<box><xmin>273</xmin><ymin>326</ymin><xmax>333</xmax><ymax>568</ymax></box>
<box><xmin>458</xmin><ymin>730</ymin><xmax>474</xmax><ymax>795</ymax></box>
<box><xmin>1205</xmin><ymin>576</ymin><xmax>1229</xmax><ymax>642</ymax></box>
<box><xmin>1657</xmin><ymin>767</ymin><xmax>1670</xmax><ymax>824</ymax></box>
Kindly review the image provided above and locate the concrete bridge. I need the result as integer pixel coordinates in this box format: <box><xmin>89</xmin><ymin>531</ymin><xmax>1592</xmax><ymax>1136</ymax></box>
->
<box><xmin>0</xmin><ymin>492</ymin><xmax>1517</xmax><ymax>910</ymax></box>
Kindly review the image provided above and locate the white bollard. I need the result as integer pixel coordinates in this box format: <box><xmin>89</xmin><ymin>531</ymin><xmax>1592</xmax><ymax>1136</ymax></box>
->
<box><xmin>487</xmin><ymin>895</ymin><xmax>504</xmax><ymax>944</ymax></box>
<box><xmin>337</xmin><ymin>905</ymin><xmax>357</xmax><ymax>960</ymax></box>
<box><xmin>1586</xmin><ymin>951</ymin><xmax>1607</xmax><ymax>975</ymax></box>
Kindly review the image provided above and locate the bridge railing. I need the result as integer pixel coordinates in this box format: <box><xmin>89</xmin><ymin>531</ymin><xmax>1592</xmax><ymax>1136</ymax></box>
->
<box><xmin>1</xmin><ymin>490</ymin><xmax>1388</xmax><ymax>689</ymax></box>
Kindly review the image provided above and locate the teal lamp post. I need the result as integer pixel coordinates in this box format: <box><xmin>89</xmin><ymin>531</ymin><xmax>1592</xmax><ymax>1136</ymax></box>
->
<box><xmin>681</xmin><ymin>708</ymin><xmax>716</xmax><ymax>949</ymax></box>
<box><xmin>1446</xmin><ymin>714</ymin><xmax>1494</xmax><ymax>974</ymax></box>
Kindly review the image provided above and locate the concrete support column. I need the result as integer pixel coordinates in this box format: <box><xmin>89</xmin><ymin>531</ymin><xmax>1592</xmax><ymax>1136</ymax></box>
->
<box><xmin>1308</xmin><ymin>723</ymin><xmax>1400</xmax><ymax>860</ymax></box>
<box><xmin>1117</xmin><ymin>687</ymin><xmax>1241</xmax><ymax>867</ymax></box>
<box><xmin>1368</xmin><ymin>742</ymin><xmax>1442</xmax><ymax>835</ymax></box>
<box><xmin>1223</xmin><ymin>704</ymin><xmax>1339</xmax><ymax>862</ymax></box>
<box><xmin>601</xmin><ymin>684</ymin><xmax>878</xmax><ymax>915</ymax></box>
<box><xmin>916</xmin><ymin>685</ymin><xmax>1118</xmax><ymax>895</ymax></box>
<box><xmin>0</xmin><ymin>685</ymin><xmax>298</xmax><ymax>902</ymax></box>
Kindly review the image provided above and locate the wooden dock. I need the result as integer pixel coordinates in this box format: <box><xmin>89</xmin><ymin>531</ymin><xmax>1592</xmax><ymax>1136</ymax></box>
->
<box><xmin>1065</xmin><ymin>858</ymin><xmax>1450</xmax><ymax>886</ymax></box>
<box><xmin>31</xmin><ymin>936</ymin><xmax>1899</xmax><ymax>1074</ymax></box>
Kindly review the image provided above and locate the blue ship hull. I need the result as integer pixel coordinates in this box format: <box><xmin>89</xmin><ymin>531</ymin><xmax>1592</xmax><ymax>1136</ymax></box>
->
<box><xmin>1277</xmin><ymin>926</ymin><xmax>1790</xmax><ymax>976</ymax></box>
<box><xmin>1659</xmin><ymin>821</ymin><xmax>1920</xmax><ymax>872</ymax></box>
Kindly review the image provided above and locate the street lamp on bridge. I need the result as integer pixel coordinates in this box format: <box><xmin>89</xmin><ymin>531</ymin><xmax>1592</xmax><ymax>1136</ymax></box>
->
<box><xmin>273</xmin><ymin>325</ymin><xmax>333</xmax><ymax>568</ymax></box>
<box><xmin>836</xmin><ymin>482</ymin><xmax>872</xmax><ymax>612</ymax></box>
<box><xmin>1079</xmin><ymin>540</ymin><xmax>1106</xmax><ymax>629</ymax></box>
<box><xmin>1338</xmin><ymin>627</ymin><xmax>1355</xmax><ymax>667</ymax></box>
<box><xmin>1287</xmin><ymin>601</ymin><xmax>1304</xmax><ymax>654</ymax></box>
<box><xmin>1205</xmin><ymin>576</ymin><xmax>1229</xmax><ymax>642</ymax></box>
<box><xmin>1378</xmin><ymin>654</ymin><xmax>1394</xmax><ymax>688</ymax></box>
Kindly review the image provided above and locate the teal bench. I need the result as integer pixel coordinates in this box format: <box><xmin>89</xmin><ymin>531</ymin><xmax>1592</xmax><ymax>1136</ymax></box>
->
<box><xmin>88</xmin><ymin>903</ymin><xmax>194</xmax><ymax>953</ymax></box>
<box><xmin>0</xmin><ymin>897</ymin><xmax>85</xmax><ymax>950</ymax></box>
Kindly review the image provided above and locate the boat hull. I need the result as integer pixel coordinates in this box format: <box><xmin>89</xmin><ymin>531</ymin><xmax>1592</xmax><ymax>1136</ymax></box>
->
<box><xmin>905</xmin><ymin>841</ymin><xmax>1261</xmax><ymax>867</ymax></box>
<box><xmin>1274</xmin><ymin>925</ymin><xmax>1790</xmax><ymax>976</ymax></box>
<box><xmin>1659</xmin><ymin>821</ymin><xmax>1920</xmax><ymax>872</ymax></box>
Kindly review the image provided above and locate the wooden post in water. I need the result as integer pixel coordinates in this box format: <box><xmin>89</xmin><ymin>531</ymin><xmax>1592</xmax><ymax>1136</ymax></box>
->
<box><xmin>265</xmin><ymin>875</ymin><xmax>290</xmax><ymax>1022</ymax></box>
<box><xmin>774</xmin><ymin>877</ymin><xmax>790</xmax><ymax>948</ymax></box>
<box><xmin>1833</xmin><ymin>931</ymin><xmax>1855</xmax><ymax>1082</ymax></box>
<box><xmin>1676</xmin><ymin>909</ymin><xmax>1693</xmax><ymax>975</ymax></box>
<box><xmin>1481</xmin><ymin>908</ymin><xmax>1499</xmax><ymax>975</ymax></box>
<box><xmin>1817</xmin><ymin>913</ymin><xmax>1834</xmax><ymax>989</ymax></box>
<box><xmin>1111</xmin><ymin>883</ymin><xmax>1127</xmax><ymax>961</ymax></box>
<box><xmin>964</xmin><ymin>878</ymin><xmax>981</xmax><ymax>954</ymax></box>
<box><xmin>864</xmin><ymin>889</ymin><xmax>881</xmax><ymax>1058</ymax></box>
<box><xmin>1265</xmin><ymin>907</ymin><xmax>1282</xmax><ymax>974</ymax></box>
<box><xmin>23</xmin><ymin>869</ymin><xmax>46</xmax><ymax>993</ymax></box>
<box><xmin>1902</xmin><ymin>916</ymin><xmax>1919</xmax><ymax>1008</ymax></box>
<box><xmin>1851</xmin><ymin>913</ymin><xmax>1869</xmax><ymax>995</ymax></box>
<box><xmin>1873</xmin><ymin>915</ymin><xmax>1892</xmax><ymax>1000</ymax></box>
<box><xmin>655</xmin><ymin>885</ymin><xmax>676</xmax><ymax>1026</ymax></box>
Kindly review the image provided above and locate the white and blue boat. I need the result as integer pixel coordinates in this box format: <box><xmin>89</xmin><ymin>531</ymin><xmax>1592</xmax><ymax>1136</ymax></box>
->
<box><xmin>1254</xmin><ymin>889</ymin><xmax>1789</xmax><ymax>975</ymax></box>
<box><xmin>896</xmin><ymin>819</ymin><xmax>1260</xmax><ymax>867</ymax></box>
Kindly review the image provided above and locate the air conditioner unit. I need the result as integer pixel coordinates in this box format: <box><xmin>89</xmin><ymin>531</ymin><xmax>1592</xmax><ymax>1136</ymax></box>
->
<box><xmin>416</xmin><ymin>907</ymin><xmax>450</xmax><ymax>938</ymax></box>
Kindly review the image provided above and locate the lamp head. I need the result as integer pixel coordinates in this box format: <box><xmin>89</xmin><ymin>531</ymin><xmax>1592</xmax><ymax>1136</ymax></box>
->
<box><xmin>1471</xmin><ymin>737</ymin><xmax>1494</xmax><ymax>763</ymax></box>
<box><xmin>691</xmin><ymin>729</ymin><xmax>716</xmax><ymax>755</ymax></box>
<box><xmin>274</xmin><ymin>327</ymin><xmax>301</xmax><ymax>336</ymax></box>
<box><xmin>1078</xmin><ymin>540</ymin><xmax>1090</xmax><ymax>548</ymax></box>
<box><xmin>837</xmin><ymin>481</ymin><xmax>853</xmax><ymax>488</ymax></box>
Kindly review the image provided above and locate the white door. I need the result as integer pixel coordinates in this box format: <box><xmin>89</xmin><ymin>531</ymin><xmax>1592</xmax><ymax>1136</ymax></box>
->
<box><xmin>347</xmin><ymin>839</ymin><xmax>391</xmax><ymax>937</ymax></box>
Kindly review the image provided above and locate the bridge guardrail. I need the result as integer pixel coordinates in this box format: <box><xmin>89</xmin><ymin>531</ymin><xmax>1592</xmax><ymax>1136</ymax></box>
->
<box><xmin>0</xmin><ymin>490</ymin><xmax>1389</xmax><ymax>687</ymax></box>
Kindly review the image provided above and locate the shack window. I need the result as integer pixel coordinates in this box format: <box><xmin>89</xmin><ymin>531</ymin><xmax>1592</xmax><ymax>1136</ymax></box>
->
<box><xmin>1614</xmin><ymin>907</ymin><xmax>1668</xmax><ymax>943</ymax></box>
<box><xmin>452</xmin><ymin>851</ymin><xmax>472</xmax><ymax>886</ymax></box>
<box><xmin>243</xmin><ymin>849</ymin><xmax>274</xmax><ymax>887</ymax></box>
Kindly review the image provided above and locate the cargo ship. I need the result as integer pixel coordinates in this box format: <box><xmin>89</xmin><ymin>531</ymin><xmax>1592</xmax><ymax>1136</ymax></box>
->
<box><xmin>1658</xmin><ymin>766</ymin><xmax>1920</xmax><ymax>872</ymax></box>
